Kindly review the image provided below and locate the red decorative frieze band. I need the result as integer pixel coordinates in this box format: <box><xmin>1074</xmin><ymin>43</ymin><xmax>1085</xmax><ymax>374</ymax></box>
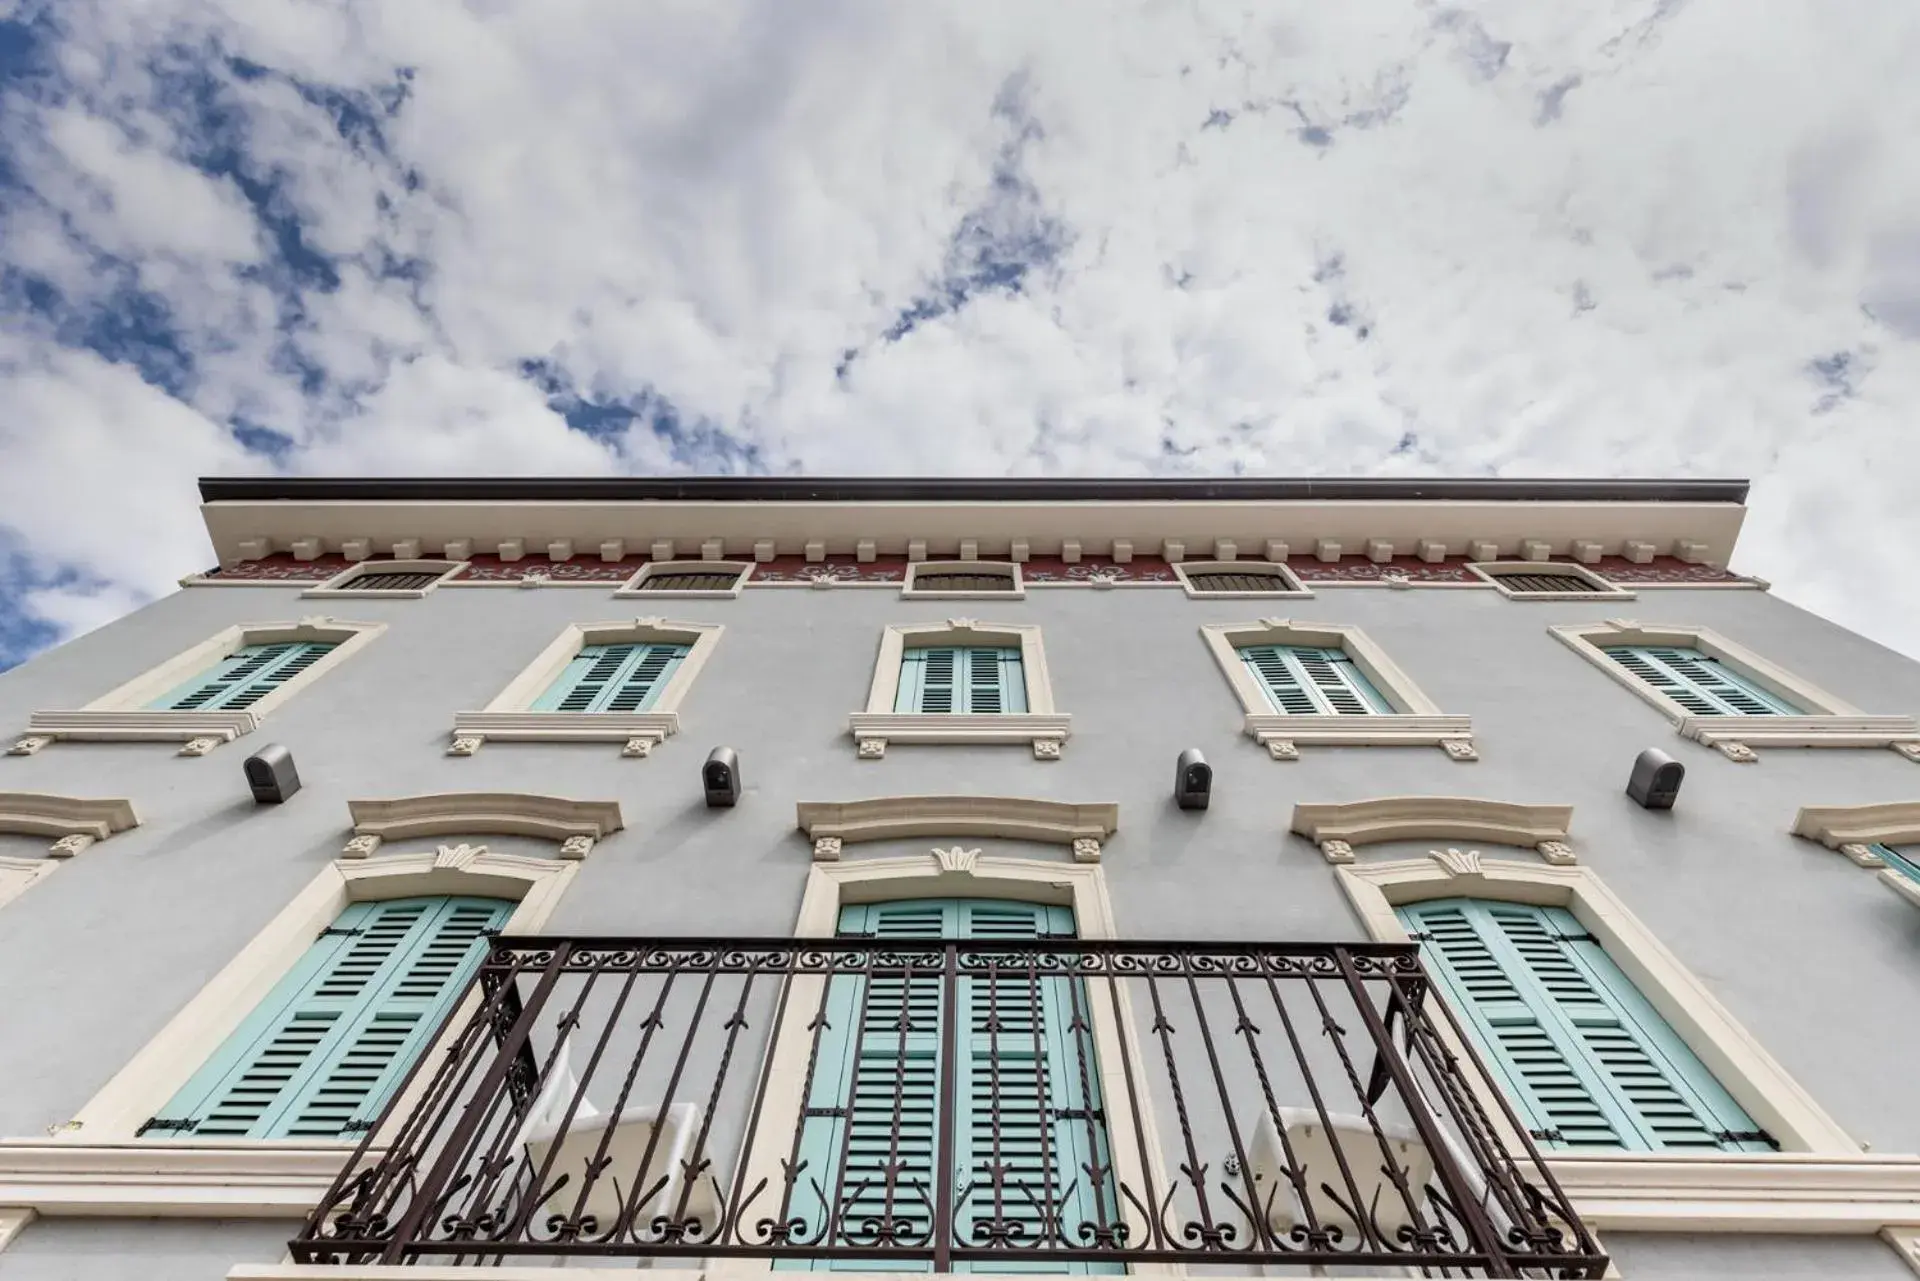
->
<box><xmin>199</xmin><ymin>554</ymin><xmax>357</xmax><ymax>581</ymax></box>
<box><xmin>450</xmin><ymin>555</ymin><xmax>633</xmax><ymax>583</ymax></box>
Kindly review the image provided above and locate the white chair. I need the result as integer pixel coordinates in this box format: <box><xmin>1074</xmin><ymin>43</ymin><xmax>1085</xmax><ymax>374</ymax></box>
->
<box><xmin>1246</xmin><ymin>1107</ymin><xmax>1436</xmax><ymax>1250</ymax></box>
<box><xmin>512</xmin><ymin>1039</ymin><xmax>711</xmax><ymax>1238</ymax></box>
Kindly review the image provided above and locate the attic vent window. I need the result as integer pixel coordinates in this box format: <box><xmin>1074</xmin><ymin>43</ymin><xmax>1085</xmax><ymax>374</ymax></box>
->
<box><xmin>1175</xmin><ymin>562</ymin><xmax>1307</xmax><ymax>598</ymax></box>
<box><xmin>617</xmin><ymin>561</ymin><xmax>751</xmax><ymax>598</ymax></box>
<box><xmin>342</xmin><ymin>571</ymin><xmax>443</xmax><ymax>592</ymax></box>
<box><xmin>1468</xmin><ymin>561</ymin><xmax>1631</xmax><ymax>601</ymax></box>
<box><xmin>916</xmin><ymin>573</ymin><xmax>1011</xmax><ymax>592</ymax></box>
<box><xmin>1499</xmin><ymin>571</ymin><xmax>1601</xmax><ymax>594</ymax></box>
<box><xmin>642</xmin><ymin>571</ymin><xmax>741</xmax><ymax>593</ymax></box>
<box><xmin>903</xmin><ymin>562</ymin><xmax>1023</xmax><ymax>599</ymax></box>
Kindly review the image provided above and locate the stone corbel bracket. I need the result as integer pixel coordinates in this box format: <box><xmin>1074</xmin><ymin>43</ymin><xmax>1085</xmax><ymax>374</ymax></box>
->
<box><xmin>1291</xmin><ymin>796</ymin><xmax>1575</xmax><ymax>866</ymax></box>
<box><xmin>1792</xmin><ymin>801</ymin><xmax>1920</xmax><ymax>910</ymax></box>
<box><xmin>0</xmin><ymin>793</ymin><xmax>139</xmax><ymax>858</ymax></box>
<box><xmin>797</xmin><ymin>795</ymin><xmax>1119</xmax><ymax>863</ymax></box>
<box><xmin>344</xmin><ymin>793</ymin><xmax>624</xmax><ymax>861</ymax></box>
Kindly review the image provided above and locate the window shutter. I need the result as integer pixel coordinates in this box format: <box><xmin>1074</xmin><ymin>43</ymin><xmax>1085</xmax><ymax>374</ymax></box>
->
<box><xmin>1603</xmin><ymin>646</ymin><xmax>1799</xmax><ymax>716</ymax></box>
<box><xmin>152</xmin><ymin>895</ymin><xmax>511</xmax><ymax>1139</ymax></box>
<box><xmin>896</xmin><ymin>648</ymin><xmax>957</xmax><ymax>713</ymax></box>
<box><xmin>791</xmin><ymin>899</ymin><xmax>1115</xmax><ymax>1273</ymax></box>
<box><xmin>1401</xmin><ymin>899</ymin><xmax>1770</xmax><ymax>1153</ymax></box>
<box><xmin>147</xmin><ymin>641</ymin><xmax>338</xmax><ymax>711</ymax></box>
<box><xmin>1239</xmin><ymin>644</ymin><xmax>1388</xmax><ymax>715</ymax></box>
<box><xmin>1873</xmin><ymin>844</ymin><xmax>1920</xmax><ymax>884</ymax></box>
<box><xmin>532</xmin><ymin>643</ymin><xmax>689</xmax><ymax>713</ymax></box>
<box><xmin>897</xmin><ymin>646</ymin><xmax>1027</xmax><ymax>716</ymax></box>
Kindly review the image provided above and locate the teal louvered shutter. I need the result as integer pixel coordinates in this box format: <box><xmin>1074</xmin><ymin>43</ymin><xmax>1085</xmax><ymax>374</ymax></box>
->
<box><xmin>788</xmin><ymin>899</ymin><xmax>1115</xmax><ymax>1274</ymax></box>
<box><xmin>1238</xmin><ymin>645</ymin><xmax>1391</xmax><ymax>715</ymax></box>
<box><xmin>531</xmin><ymin>643</ymin><xmax>688</xmax><ymax>712</ymax></box>
<box><xmin>896</xmin><ymin>647</ymin><xmax>1025</xmax><ymax>714</ymax></box>
<box><xmin>1602</xmin><ymin>646</ymin><xmax>1800</xmax><ymax>716</ymax></box>
<box><xmin>1872</xmin><ymin>844</ymin><xmax>1920</xmax><ymax>885</ymax></box>
<box><xmin>150</xmin><ymin>895</ymin><xmax>511</xmax><ymax>1139</ymax></box>
<box><xmin>1401</xmin><ymin>899</ymin><xmax>1770</xmax><ymax>1153</ymax></box>
<box><xmin>147</xmin><ymin>641</ymin><xmax>338</xmax><ymax>711</ymax></box>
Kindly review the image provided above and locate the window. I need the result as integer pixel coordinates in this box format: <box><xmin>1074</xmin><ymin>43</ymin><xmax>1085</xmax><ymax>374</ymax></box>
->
<box><xmin>1173</xmin><ymin>561</ymin><xmax>1308</xmax><ymax>598</ymax></box>
<box><xmin>11</xmin><ymin>619</ymin><xmax>384</xmax><ymax>757</ymax></box>
<box><xmin>1469</xmin><ymin>561</ymin><xmax>1631</xmax><ymax>600</ymax></box>
<box><xmin>895</xmin><ymin>646</ymin><xmax>1027</xmax><ymax>714</ymax></box>
<box><xmin>849</xmin><ymin>621</ymin><xmax>1068</xmax><ymax>759</ymax></box>
<box><xmin>1871</xmin><ymin>843</ymin><xmax>1920</xmax><ymax>884</ymax></box>
<box><xmin>1239</xmin><ymin>644</ymin><xmax>1391</xmax><ymax>715</ymax></box>
<box><xmin>788</xmin><ymin>897</ymin><xmax>1119</xmax><ymax>1275</ymax></box>
<box><xmin>617</xmin><ymin>561</ymin><xmax>752</xmax><ymax>598</ymax></box>
<box><xmin>143</xmin><ymin>895</ymin><xmax>512</xmax><ymax>1140</ymax></box>
<box><xmin>1200</xmin><ymin>620</ymin><xmax>1475</xmax><ymax>761</ymax></box>
<box><xmin>1602</xmin><ymin>646</ymin><xmax>1801</xmax><ymax>716</ymax></box>
<box><xmin>1553</xmin><ymin>621</ymin><xmax>1920</xmax><ymax>763</ymax></box>
<box><xmin>1401</xmin><ymin>897</ymin><xmax>1770</xmax><ymax>1153</ymax></box>
<box><xmin>448</xmin><ymin>620</ymin><xmax>723</xmax><ymax>757</ymax></box>
<box><xmin>305</xmin><ymin>560</ymin><xmax>463</xmax><ymax>598</ymax></box>
<box><xmin>903</xmin><ymin>561</ymin><xmax>1023</xmax><ymax>599</ymax></box>
<box><xmin>531</xmin><ymin>643</ymin><xmax>689</xmax><ymax>713</ymax></box>
<box><xmin>147</xmin><ymin>641</ymin><xmax>338</xmax><ymax>711</ymax></box>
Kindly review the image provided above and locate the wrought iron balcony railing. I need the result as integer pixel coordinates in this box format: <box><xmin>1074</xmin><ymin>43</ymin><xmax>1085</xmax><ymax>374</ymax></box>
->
<box><xmin>291</xmin><ymin>936</ymin><xmax>1608</xmax><ymax>1277</ymax></box>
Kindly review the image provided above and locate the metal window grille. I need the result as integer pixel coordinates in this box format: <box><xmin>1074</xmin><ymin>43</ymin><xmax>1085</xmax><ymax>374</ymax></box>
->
<box><xmin>1493</xmin><ymin>571</ymin><xmax>1607</xmax><ymax>594</ymax></box>
<box><xmin>640</xmin><ymin>571</ymin><xmax>742</xmax><ymax>592</ymax></box>
<box><xmin>339</xmin><ymin>570</ymin><xmax>444</xmax><ymax>592</ymax></box>
<box><xmin>912</xmin><ymin>572</ymin><xmax>1016</xmax><ymax>593</ymax></box>
<box><xmin>1188</xmin><ymin>571</ymin><xmax>1293</xmax><ymax>593</ymax></box>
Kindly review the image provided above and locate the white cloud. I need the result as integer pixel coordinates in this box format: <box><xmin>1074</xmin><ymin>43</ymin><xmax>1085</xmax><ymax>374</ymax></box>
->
<box><xmin>1</xmin><ymin>0</ymin><xmax>1918</xmax><ymax>659</ymax></box>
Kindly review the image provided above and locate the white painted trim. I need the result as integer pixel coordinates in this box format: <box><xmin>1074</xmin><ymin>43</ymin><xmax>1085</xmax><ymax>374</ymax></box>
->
<box><xmin>852</xmin><ymin>620</ymin><xmax>1067</xmax><ymax>758</ymax></box>
<box><xmin>15</xmin><ymin>618</ymin><xmax>385</xmax><ymax>755</ymax></box>
<box><xmin>613</xmin><ymin>560</ymin><xmax>752</xmax><ymax>599</ymax></box>
<box><xmin>0</xmin><ymin>1208</ymin><xmax>30</xmax><ymax>1251</ymax></box>
<box><xmin>1467</xmin><ymin>560</ymin><xmax>1634</xmax><ymax>601</ymax></box>
<box><xmin>448</xmin><ymin>619</ymin><xmax>724</xmax><ymax>755</ymax></box>
<box><xmin>301</xmin><ymin>560</ymin><xmax>464</xmax><ymax>599</ymax></box>
<box><xmin>0</xmin><ymin>793</ymin><xmax>138</xmax><ymax>843</ymax></box>
<box><xmin>1335</xmin><ymin>857</ymin><xmax>1858</xmax><ymax>1155</ymax></box>
<box><xmin>1291</xmin><ymin>796</ymin><xmax>1573</xmax><ymax>849</ymax></box>
<box><xmin>58</xmin><ymin>848</ymin><xmax>576</xmax><ymax>1144</ymax></box>
<box><xmin>1550</xmin><ymin>1152</ymin><xmax>1920</xmax><ymax>1232</ymax></box>
<box><xmin>347</xmin><ymin>793</ymin><xmax>623</xmax><ymax>846</ymax></box>
<box><xmin>1200</xmin><ymin>619</ymin><xmax>1476</xmax><ymax>761</ymax></box>
<box><xmin>901</xmin><ymin>560</ymin><xmax>1024</xmax><ymax>599</ymax></box>
<box><xmin>719</xmin><ymin>854</ymin><xmax>1173</xmax><ymax>1278</ymax></box>
<box><xmin>1171</xmin><ymin>560</ymin><xmax>1311</xmax><ymax>599</ymax></box>
<box><xmin>1550</xmin><ymin>621</ymin><xmax>1920</xmax><ymax>760</ymax></box>
<box><xmin>795</xmin><ymin>796</ymin><xmax>1118</xmax><ymax>853</ymax></box>
<box><xmin>0</xmin><ymin>1143</ymin><xmax>357</xmax><ymax>1216</ymax></box>
<box><xmin>1793</xmin><ymin>802</ymin><xmax>1920</xmax><ymax>851</ymax></box>
<box><xmin>0</xmin><ymin>858</ymin><xmax>61</xmax><ymax>912</ymax></box>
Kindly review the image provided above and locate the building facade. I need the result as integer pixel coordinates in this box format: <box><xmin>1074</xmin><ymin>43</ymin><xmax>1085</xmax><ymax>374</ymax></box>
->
<box><xmin>0</xmin><ymin>477</ymin><xmax>1917</xmax><ymax>1279</ymax></box>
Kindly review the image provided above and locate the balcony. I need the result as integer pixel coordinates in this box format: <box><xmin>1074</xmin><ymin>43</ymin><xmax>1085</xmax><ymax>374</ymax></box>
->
<box><xmin>291</xmin><ymin>936</ymin><xmax>1607</xmax><ymax>1277</ymax></box>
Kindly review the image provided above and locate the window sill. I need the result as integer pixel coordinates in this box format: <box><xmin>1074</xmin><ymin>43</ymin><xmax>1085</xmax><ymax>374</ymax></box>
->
<box><xmin>1678</xmin><ymin>714</ymin><xmax>1920</xmax><ymax>762</ymax></box>
<box><xmin>447</xmin><ymin>711</ymin><xmax>680</xmax><ymax>756</ymax></box>
<box><xmin>1548</xmin><ymin>1150</ymin><xmax>1920</xmax><ymax>1232</ymax></box>
<box><xmin>847</xmin><ymin>712</ymin><xmax>1071</xmax><ymax>759</ymax></box>
<box><xmin>1243</xmin><ymin>713</ymin><xmax>1476</xmax><ymax>761</ymax></box>
<box><xmin>0</xmin><ymin>1139</ymin><xmax>360</xmax><ymax>1215</ymax></box>
<box><xmin>13</xmin><ymin>710</ymin><xmax>258</xmax><ymax>755</ymax></box>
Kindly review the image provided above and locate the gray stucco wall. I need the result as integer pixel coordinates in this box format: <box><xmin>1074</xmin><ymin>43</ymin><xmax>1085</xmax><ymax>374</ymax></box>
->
<box><xmin>1</xmin><ymin>578</ymin><xmax>1917</xmax><ymax>1277</ymax></box>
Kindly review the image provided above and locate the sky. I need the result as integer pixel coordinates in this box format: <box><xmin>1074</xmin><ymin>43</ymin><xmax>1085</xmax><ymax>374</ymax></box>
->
<box><xmin>1</xmin><ymin>0</ymin><xmax>1917</xmax><ymax>670</ymax></box>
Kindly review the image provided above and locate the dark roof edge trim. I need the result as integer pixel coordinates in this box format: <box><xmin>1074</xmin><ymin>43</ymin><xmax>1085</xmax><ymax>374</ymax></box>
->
<box><xmin>199</xmin><ymin>477</ymin><xmax>1751</xmax><ymax>505</ymax></box>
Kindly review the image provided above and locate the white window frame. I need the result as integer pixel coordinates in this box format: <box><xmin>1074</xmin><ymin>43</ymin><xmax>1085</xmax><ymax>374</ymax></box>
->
<box><xmin>1551</xmin><ymin>620</ymin><xmax>1920</xmax><ymax>763</ymax></box>
<box><xmin>1172</xmin><ymin>560</ymin><xmax>1311</xmax><ymax>599</ymax></box>
<box><xmin>302</xmin><ymin>559</ymin><xmax>465</xmax><ymax>599</ymax></box>
<box><xmin>1200</xmin><ymin>618</ymin><xmax>1477</xmax><ymax>761</ymax></box>
<box><xmin>1793</xmin><ymin>800</ymin><xmax>1920</xmax><ymax>911</ymax></box>
<box><xmin>902</xmin><ymin>560</ymin><xmax>1024</xmax><ymax>600</ymax></box>
<box><xmin>1289</xmin><ymin>795</ymin><xmax>1576</xmax><ymax>865</ymax></box>
<box><xmin>10</xmin><ymin>618</ymin><xmax>385</xmax><ymax>757</ymax></box>
<box><xmin>796</xmin><ymin>795</ymin><xmax>1119</xmax><ymax>862</ymax></box>
<box><xmin>722</xmin><ymin>846</ymin><xmax>1169</xmax><ymax>1277</ymax></box>
<box><xmin>614</xmin><ymin>560</ymin><xmax>753</xmax><ymax>599</ymax></box>
<box><xmin>0</xmin><ymin>793</ymin><xmax>140</xmax><ymax>909</ymax></box>
<box><xmin>1333</xmin><ymin>854</ymin><xmax>1903</xmax><ymax>1234</ymax></box>
<box><xmin>848</xmin><ymin>619</ymin><xmax>1069</xmax><ymax>759</ymax></box>
<box><xmin>447</xmin><ymin>618</ymin><xmax>725</xmax><ymax>757</ymax></box>
<box><xmin>1</xmin><ymin>840</ymin><xmax>579</xmax><ymax>1218</ymax></box>
<box><xmin>1467</xmin><ymin>560</ymin><xmax>1633</xmax><ymax>601</ymax></box>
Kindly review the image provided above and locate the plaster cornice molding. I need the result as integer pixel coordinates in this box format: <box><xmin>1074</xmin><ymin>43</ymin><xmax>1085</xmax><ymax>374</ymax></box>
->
<box><xmin>1291</xmin><ymin>797</ymin><xmax>1574</xmax><ymax>851</ymax></box>
<box><xmin>1548</xmin><ymin>1152</ymin><xmax>1920</xmax><ymax>1232</ymax></box>
<box><xmin>1792</xmin><ymin>802</ymin><xmax>1920</xmax><ymax>850</ymax></box>
<box><xmin>796</xmin><ymin>796</ymin><xmax>1119</xmax><ymax>849</ymax></box>
<box><xmin>0</xmin><ymin>793</ymin><xmax>139</xmax><ymax>841</ymax></box>
<box><xmin>347</xmin><ymin>793</ymin><xmax>623</xmax><ymax>845</ymax></box>
<box><xmin>0</xmin><ymin>1141</ymin><xmax>361</xmax><ymax>1215</ymax></box>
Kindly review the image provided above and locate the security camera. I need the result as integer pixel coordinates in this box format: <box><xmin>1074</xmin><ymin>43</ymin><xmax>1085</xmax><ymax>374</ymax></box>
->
<box><xmin>1627</xmin><ymin>748</ymin><xmax>1684</xmax><ymax>810</ymax></box>
<box><xmin>703</xmin><ymin>747</ymin><xmax>741</xmax><ymax>808</ymax></box>
<box><xmin>1175</xmin><ymin>748</ymin><xmax>1212</xmax><ymax>811</ymax></box>
<box><xmin>245</xmin><ymin>743</ymin><xmax>301</xmax><ymax>804</ymax></box>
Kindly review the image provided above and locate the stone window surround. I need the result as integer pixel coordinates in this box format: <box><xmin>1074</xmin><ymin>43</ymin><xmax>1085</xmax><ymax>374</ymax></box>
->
<box><xmin>796</xmin><ymin>795</ymin><xmax>1119</xmax><ymax>864</ymax></box>
<box><xmin>1331</xmin><ymin>855</ymin><xmax>1920</xmax><ymax>1243</ymax></box>
<box><xmin>1551</xmin><ymin>620</ymin><xmax>1920</xmax><ymax>764</ymax></box>
<box><xmin>1792</xmin><ymin>800</ymin><xmax>1920</xmax><ymax>912</ymax></box>
<box><xmin>0</xmin><ymin>793</ymin><xmax>140</xmax><ymax>910</ymax></box>
<box><xmin>1200</xmin><ymin>618</ymin><xmax>1477</xmax><ymax>761</ymax></box>
<box><xmin>447</xmin><ymin>618</ymin><xmax>725</xmax><ymax>758</ymax></box>
<box><xmin>614</xmin><ymin>560</ymin><xmax>754</xmax><ymax>599</ymax></box>
<box><xmin>301</xmin><ymin>559</ymin><xmax>466</xmax><ymax>599</ymax></box>
<box><xmin>901</xmin><ymin>559</ymin><xmax>1025</xmax><ymax>599</ymax></box>
<box><xmin>714</xmin><ymin>848</ymin><xmax>1173</xmax><ymax>1279</ymax></box>
<box><xmin>1466</xmin><ymin>560</ymin><xmax>1634</xmax><ymax>601</ymax></box>
<box><xmin>340</xmin><ymin>792</ymin><xmax>626</xmax><ymax>860</ymax></box>
<box><xmin>1289</xmin><ymin>795</ymin><xmax>1576</xmax><ymax>866</ymax></box>
<box><xmin>9</xmin><ymin>618</ymin><xmax>385</xmax><ymax>758</ymax></box>
<box><xmin>0</xmin><ymin>839</ymin><xmax>580</xmax><ymax>1222</ymax></box>
<box><xmin>1171</xmin><ymin>559</ymin><xmax>1312</xmax><ymax>599</ymax></box>
<box><xmin>848</xmin><ymin>619</ymin><xmax>1069</xmax><ymax>760</ymax></box>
